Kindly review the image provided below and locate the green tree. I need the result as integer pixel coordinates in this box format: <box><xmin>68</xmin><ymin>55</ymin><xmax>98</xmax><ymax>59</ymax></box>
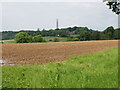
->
<box><xmin>33</xmin><ymin>35</ymin><xmax>43</xmax><ymax>42</ymax></box>
<box><xmin>77</xmin><ymin>31</ymin><xmax>91</xmax><ymax>41</ymax></box>
<box><xmin>91</xmin><ymin>31</ymin><xmax>100</xmax><ymax>40</ymax></box>
<box><xmin>114</xmin><ymin>28</ymin><xmax>120</xmax><ymax>39</ymax></box>
<box><xmin>15</xmin><ymin>32</ymin><xmax>32</xmax><ymax>43</ymax></box>
<box><xmin>100</xmin><ymin>32</ymin><xmax>106</xmax><ymax>40</ymax></box>
<box><xmin>104</xmin><ymin>26</ymin><xmax>115</xmax><ymax>40</ymax></box>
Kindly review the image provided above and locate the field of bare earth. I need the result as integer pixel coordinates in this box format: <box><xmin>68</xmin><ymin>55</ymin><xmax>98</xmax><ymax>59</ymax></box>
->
<box><xmin>2</xmin><ymin>40</ymin><xmax>118</xmax><ymax>65</ymax></box>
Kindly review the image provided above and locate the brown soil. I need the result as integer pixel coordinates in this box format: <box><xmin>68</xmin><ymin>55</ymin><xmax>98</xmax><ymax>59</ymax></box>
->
<box><xmin>2</xmin><ymin>40</ymin><xmax>118</xmax><ymax>65</ymax></box>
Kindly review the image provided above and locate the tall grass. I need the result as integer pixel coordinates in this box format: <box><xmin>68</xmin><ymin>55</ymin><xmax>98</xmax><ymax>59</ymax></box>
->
<box><xmin>2</xmin><ymin>48</ymin><xmax>118</xmax><ymax>88</ymax></box>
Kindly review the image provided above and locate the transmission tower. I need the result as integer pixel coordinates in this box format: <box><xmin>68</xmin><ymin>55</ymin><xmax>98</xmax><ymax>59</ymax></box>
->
<box><xmin>56</xmin><ymin>19</ymin><xmax>59</xmax><ymax>29</ymax></box>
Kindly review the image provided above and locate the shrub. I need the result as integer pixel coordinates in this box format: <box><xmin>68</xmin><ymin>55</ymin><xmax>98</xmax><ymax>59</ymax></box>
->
<box><xmin>54</xmin><ymin>38</ymin><xmax>59</xmax><ymax>42</ymax></box>
<box><xmin>15</xmin><ymin>32</ymin><xmax>32</xmax><ymax>43</ymax></box>
<box><xmin>33</xmin><ymin>35</ymin><xmax>43</xmax><ymax>42</ymax></box>
<box><xmin>15</xmin><ymin>32</ymin><xmax>45</xmax><ymax>43</ymax></box>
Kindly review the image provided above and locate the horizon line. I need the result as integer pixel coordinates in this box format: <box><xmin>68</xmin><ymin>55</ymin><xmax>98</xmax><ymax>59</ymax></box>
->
<box><xmin>1</xmin><ymin>25</ymin><xmax>118</xmax><ymax>32</ymax></box>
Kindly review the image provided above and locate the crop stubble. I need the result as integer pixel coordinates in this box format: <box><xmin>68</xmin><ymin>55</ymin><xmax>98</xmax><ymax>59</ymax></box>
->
<box><xmin>2</xmin><ymin>40</ymin><xmax>118</xmax><ymax>65</ymax></box>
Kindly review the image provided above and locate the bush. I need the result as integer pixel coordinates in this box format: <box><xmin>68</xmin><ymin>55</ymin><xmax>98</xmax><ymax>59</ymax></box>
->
<box><xmin>33</xmin><ymin>35</ymin><xmax>43</xmax><ymax>42</ymax></box>
<box><xmin>72</xmin><ymin>38</ymin><xmax>79</xmax><ymax>41</ymax></box>
<box><xmin>49</xmin><ymin>39</ymin><xmax>52</xmax><ymax>42</ymax></box>
<box><xmin>42</xmin><ymin>39</ymin><xmax>47</xmax><ymax>42</ymax></box>
<box><xmin>67</xmin><ymin>36</ymin><xmax>79</xmax><ymax>41</ymax></box>
<box><xmin>15</xmin><ymin>32</ymin><xmax>45</xmax><ymax>43</ymax></box>
<box><xmin>54</xmin><ymin>38</ymin><xmax>59</xmax><ymax>42</ymax></box>
<box><xmin>15</xmin><ymin>32</ymin><xmax>32</xmax><ymax>43</ymax></box>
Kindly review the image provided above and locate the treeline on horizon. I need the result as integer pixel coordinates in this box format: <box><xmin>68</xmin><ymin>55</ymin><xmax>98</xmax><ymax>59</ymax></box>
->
<box><xmin>1</xmin><ymin>26</ymin><xmax>120</xmax><ymax>41</ymax></box>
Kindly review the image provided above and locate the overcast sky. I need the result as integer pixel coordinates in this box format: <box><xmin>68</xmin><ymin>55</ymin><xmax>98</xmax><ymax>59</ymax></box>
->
<box><xmin>0</xmin><ymin>1</ymin><xmax>118</xmax><ymax>31</ymax></box>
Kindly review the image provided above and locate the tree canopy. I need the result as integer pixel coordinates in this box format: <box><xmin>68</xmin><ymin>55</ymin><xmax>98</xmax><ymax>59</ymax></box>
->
<box><xmin>15</xmin><ymin>32</ymin><xmax>45</xmax><ymax>43</ymax></box>
<box><xmin>2</xmin><ymin>26</ymin><xmax>120</xmax><ymax>42</ymax></box>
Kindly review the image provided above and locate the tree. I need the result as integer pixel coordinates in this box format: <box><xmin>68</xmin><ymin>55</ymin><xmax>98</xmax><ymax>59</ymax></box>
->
<box><xmin>114</xmin><ymin>28</ymin><xmax>120</xmax><ymax>39</ymax></box>
<box><xmin>104</xmin><ymin>26</ymin><xmax>115</xmax><ymax>40</ymax></box>
<box><xmin>77</xmin><ymin>31</ymin><xmax>91</xmax><ymax>41</ymax></box>
<box><xmin>33</xmin><ymin>35</ymin><xmax>43</xmax><ymax>42</ymax></box>
<box><xmin>100</xmin><ymin>32</ymin><xmax>106</xmax><ymax>40</ymax></box>
<box><xmin>105</xmin><ymin>1</ymin><xmax>120</xmax><ymax>15</ymax></box>
<box><xmin>91</xmin><ymin>31</ymin><xmax>100</xmax><ymax>40</ymax></box>
<box><xmin>15</xmin><ymin>32</ymin><xmax>32</xmax><ymax>43</ymax></box>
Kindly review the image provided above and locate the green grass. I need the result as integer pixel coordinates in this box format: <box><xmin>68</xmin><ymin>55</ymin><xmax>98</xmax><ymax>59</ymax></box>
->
<box><xmin>2</xmin><ymin>48</ymin><xmax>118</xmax><ymax>88</ymax></box>
<box><xmin>4</xmin><ymin>40</ymin><xmax>16</xmax><ymax>43</ymax></box>
<box><xmin>70</xmin><ymin>34</ymin><xmax>79</xmax><ymax>37</ymax></box>
<box><xmin>0</xmin><ymin>40</ymin><xmax>16</xmax><ymax>44</ymax></box>
<box><xmin>43</xmin><ymin>36</ymin><xmax>67</xmax><ymax>42</ymax></box>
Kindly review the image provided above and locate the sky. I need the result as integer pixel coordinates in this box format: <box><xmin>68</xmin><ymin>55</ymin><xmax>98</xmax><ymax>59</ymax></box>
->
<box><xmin>0</xmin><ymin>0</ymin><xmax>102</xmax><ymax>2</ymax></box>
<box><xmin>0</xmin><ymin>3</ymin><xmax>2</xmax><ymax>31</ymax></box>
<box><xmin>0</xmin><ymin>0</ymin><xmax>118</xmax><ymax>31</ymax></box>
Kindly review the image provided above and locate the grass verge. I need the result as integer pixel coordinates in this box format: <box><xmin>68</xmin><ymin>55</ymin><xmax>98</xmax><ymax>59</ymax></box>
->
<box><xmin>0</xmin><ymin>40</ymin><xmax>16</xmax><ymax>44</ymax></box>
<box><xmin>2</xmin><ymin>48</ymin><xmax>118</xmax><ymax>88</ymax></box>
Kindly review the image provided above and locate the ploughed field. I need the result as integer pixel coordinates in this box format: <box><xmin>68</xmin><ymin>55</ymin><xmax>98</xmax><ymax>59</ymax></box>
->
<box><xmin>2</xmin><ymin>40</ymin><xmax>118</xmax><ymax>65</ymax></box>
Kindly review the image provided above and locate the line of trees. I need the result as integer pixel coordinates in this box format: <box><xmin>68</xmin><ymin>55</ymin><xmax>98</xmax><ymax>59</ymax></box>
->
<box><xmin>1</xmin><ymin>26</ymin><xmax>120</xmax><ymax>42</ymax></box>
<box><xmin>68</xmin><ymin>26</ymin><xmax>120</xmax><ymax>41</ymax></box>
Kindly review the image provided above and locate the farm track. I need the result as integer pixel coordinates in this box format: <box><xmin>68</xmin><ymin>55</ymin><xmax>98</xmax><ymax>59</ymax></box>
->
<box><xmin>2</xmin><ymin>40</ymin><xmax>118</xmax><ymax>65</ymax></box>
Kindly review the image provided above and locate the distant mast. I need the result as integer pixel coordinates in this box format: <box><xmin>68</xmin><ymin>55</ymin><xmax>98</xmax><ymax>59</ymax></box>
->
<box><xmin>56</xmin><ymin>19</ymin><xmax>59</xmax><ymax>29</ymax></box>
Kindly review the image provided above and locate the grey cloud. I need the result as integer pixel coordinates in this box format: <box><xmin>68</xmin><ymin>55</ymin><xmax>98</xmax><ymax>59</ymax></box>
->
<box><xmin>2</xmin><ymin>2</ymin><xmax>118</xmax><ymax>31</ymax></box>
